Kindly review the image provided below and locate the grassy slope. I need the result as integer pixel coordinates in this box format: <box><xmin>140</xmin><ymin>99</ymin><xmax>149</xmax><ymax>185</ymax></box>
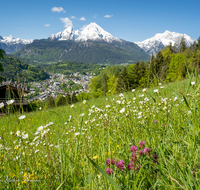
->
<box><xmin>0</xmin><ymin>78</ymin><xmax>199</xmax><ymax>189</ymax></box>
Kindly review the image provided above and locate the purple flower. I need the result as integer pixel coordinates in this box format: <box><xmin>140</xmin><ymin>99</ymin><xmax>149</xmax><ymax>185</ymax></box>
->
<box><xmin>154</xmin><ymin>120</ymin><xmax>158</xmax><ymax>124</ymax></box>
<box><xmin>153</xmin><ymin>154</ymin><xmax>158</xmax><ymax>160</ymax></box>
<box><xmin>144</xmin><ymin>147</ymin><xmax>151</xmax><ymax>155</ymax></box>
<box><xmin>106</xmin><ymin>158</ymin><xmax>116</xmax><ymax>167</ymax></box>
<box><xmin>138</xmin><ymin>150</ymin><xmax>143</xmax><ymax>156</ymax></box>
<box><xmin>153</xmin><ymin>154</ymin><xmax>158</xmax><ymax>164</ymax></box>
<box><xmin>127</xmin><ymin>163</ymin><xmax>134</xmax><ymax>170</ymax></box>
<box><xmin>130</xmin><ymin>153</ymin><xmax>137</xmax><ymax>163</ymax></box>
<box><xmin>106</xmin><ymin>168</ymin><xmax>113</xmax><ymax>175</ymax></box>
<box><xmin>137</xmin><ymin>165</ymin><xmax>142</xmax><ymax>171</ymax></box>
<box><xmin>139</xmin><ymin>140</ymin><xmax>145</xmax><ymax>149</ymax></box>
<box><xmin>130</xmin><ymin>145</ymin><xmax>138</xmax><ymax>152</ymax></box>
<box><xmin>116</xmin><ymin>160</ymin><xmax>125</xmax><ymax>170</ymax></box>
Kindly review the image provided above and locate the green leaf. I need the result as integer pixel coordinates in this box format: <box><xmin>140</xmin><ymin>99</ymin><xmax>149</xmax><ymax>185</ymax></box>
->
<box><xmin>86</xmin><ymin>153</ymin><xmax>121</xmax><ymax>190</ymax></box>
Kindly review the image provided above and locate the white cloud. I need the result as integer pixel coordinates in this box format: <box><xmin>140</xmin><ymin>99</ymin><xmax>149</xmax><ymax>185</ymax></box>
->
<box><xmin>51</xmin><ymin>7</ymin><xmax>65</xmax><ymax>13</ymax></box>
<box><xmin>104</xmin><ymin>15</ymin><xmax>113</xmax><ymax>18</ymax></box>
<box><xmin>60</xmin><ymin>17</ymin><xmax>73</xmax><ymax>28</ymax></box>
<box><xmin>71</xmin><ymin>16</ymin><xmax>76</xmax><ymax>19</ymax></box>
<box><xmin>79</xmin><ymin>17</ymin><xmax>86</xmax><ymax>21</ymax></box>
<box><xmin>44</xmin><ymin>24</ymin><xmax>51</xmax><ymax>27</ymax></box>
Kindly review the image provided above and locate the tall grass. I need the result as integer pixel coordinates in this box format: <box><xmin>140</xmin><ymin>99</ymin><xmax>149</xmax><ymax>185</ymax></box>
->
<box><xmin>0</xmin><ymin>78</ymin><xmax>200</xmax><ymax>189</ymax></box>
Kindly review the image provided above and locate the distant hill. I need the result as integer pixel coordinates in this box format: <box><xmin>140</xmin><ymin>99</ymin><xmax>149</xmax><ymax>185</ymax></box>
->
<box><xmin>13</xmin><ymin>22</ymin><xmax>149</xmax><ymax>64</ymax></box>
<box><xmin>0</xmin><ymin>56</ymin><xmax>49</xmax><ymax>82</ymax></box>
<box><xmin>13</xmin><ymin>39</ymin><xmax>149</xmax><ymax>65</ymax></box>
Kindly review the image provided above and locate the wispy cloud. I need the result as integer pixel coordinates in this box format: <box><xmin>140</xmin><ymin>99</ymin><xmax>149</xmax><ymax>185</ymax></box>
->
<box><xmin>51</xmin><ymin>7</ymin><xmax>65</xmax><ymax>13</ymax></box>
<box><xmin>79</xmin><ymin>17</ymin><xmax>86</xmax><ymax>21</ymax></box>
<box><xmin>44</xmin><ymin>24</ymin><xmax>51</xmax><ymax>27</ymax></box>
<box><xmin>71</xmin><ymin>16</ymin><xmax>76</xmax><ymax>19</ymax></box>
<box><xmin>60</xmin><ymin>17</ymin><xmax>73</xmax><ymax>28</ymax></box>
<box><xmin>93</xmin><ymin>14</ymin><xmax>97</xmax><ymax>18</ymax></box>
<box><xmin>104</xmin><ymin>15</ymin><xmax>113</xmax><ymax>18</ymax></box>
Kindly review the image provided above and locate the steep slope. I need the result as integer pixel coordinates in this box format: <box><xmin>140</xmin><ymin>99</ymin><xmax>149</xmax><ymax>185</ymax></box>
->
<box><xmin>135</xmin><ymin>30</ymin><xmax>196</xmax><ymax>55</ymax></box>
<box><xmin>14</xmin><ymin>39</ymin><xmax>149</xmax><ymax>64</ymax></box>
<box><xmin>49</xmin><ymin>22</ymin><xmax>121</xmax><ymax>43</ymax></box>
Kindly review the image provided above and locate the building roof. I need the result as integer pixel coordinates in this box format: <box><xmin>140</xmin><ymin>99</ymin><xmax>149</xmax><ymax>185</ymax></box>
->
<box><xmin>0</xmin><ymin>81</ymin><xmax>30</xmax><ymax>93</ymax></box>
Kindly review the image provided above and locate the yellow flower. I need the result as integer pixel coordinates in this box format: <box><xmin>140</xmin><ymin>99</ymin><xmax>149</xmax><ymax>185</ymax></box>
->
<box><xmin>113</xmin><ymin>151</ymin><xmax>115</xmax><ymax>153</ymax></box>
<box><xmin>117</xmin><ymin>145</ymin><xmax>120</xmax><ymax>148</ymax></box>
<box><xmin>93</xmin><ymin>155</ymin><xmax>98</xmax><ymax>159</ymax></box>
<box><xmin>81</xmin><ymin>162</ymin><xmax>83</xmax><ymax>165</ymax></box>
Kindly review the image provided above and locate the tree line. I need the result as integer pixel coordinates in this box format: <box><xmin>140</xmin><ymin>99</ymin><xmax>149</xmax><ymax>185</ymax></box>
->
<box><xmin>89</xmin><ymin>36</ymin><xmax>200</xmax><ymax>98</ymax></box>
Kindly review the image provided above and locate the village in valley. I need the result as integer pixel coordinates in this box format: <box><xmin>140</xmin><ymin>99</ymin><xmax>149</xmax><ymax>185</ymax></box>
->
<box><xmin>26</xmin><ymin>71</ymin><xmax>95</xmax><ymax>101</ymax></box>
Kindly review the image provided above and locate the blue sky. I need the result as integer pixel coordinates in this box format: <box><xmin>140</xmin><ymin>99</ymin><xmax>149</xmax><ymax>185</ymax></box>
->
<box><xmin>1</xmin><ymin>0</ymin><xmax>200</xmax><ymax>42</ymax></box>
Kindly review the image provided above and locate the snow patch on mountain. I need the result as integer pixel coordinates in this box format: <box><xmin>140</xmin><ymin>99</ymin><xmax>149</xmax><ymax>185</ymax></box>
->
<box><xmin>49</xmin><ymin>22</ymin><xmax>121</xmax><ymax>43</ymax></box>
<box><xmin>135</xmin><ymin>30</ymin><xmax>196</xmax><ymax>55</ymax></box>
<box><xmin>0</xmin><ymin>35</ymin><xmax>33</xmax><ymax>45</ymax></box>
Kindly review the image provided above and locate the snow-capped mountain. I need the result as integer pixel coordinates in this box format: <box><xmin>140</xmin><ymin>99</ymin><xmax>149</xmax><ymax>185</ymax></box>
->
<box><xmin>135</xmin><ymin>30</ymin><xmax>196</xmax><ymax>55</ymax></box>
<box><xmin>0</xmin><ymin>35</ymin><xmax>33</xmax><ymax>54</ymax></box>
<box><xmin>49</xmin><ymin>22</ymin><xmax>122</xmax><ymax>43</ymax></box>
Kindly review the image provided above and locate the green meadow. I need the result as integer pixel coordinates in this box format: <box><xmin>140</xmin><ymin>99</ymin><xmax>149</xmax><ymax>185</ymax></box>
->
<box><xmin>0</xmin><ymin>78</ymin><xmax>200</xmax><ymax>189</ymax></box>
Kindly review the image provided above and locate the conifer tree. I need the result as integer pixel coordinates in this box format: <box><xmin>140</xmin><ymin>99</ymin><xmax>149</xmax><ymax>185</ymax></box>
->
<box><xmin>101</xmin><ymin>73</ymin><xmax>108</xmax><ymax>96</ymax></box>
<box><xmin>179</xmin><ymin>36</ymin><xmax>187</xmax><ymax>53</ymax></box>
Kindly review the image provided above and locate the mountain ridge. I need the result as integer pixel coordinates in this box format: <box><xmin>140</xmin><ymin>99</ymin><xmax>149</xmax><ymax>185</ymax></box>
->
<box><xmin>135</xmin><ymin>30</ymin><xmax>196</xmax><ymax>55</ymax></box>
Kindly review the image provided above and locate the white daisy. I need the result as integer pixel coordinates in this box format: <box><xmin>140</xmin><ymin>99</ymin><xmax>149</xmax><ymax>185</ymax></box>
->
<box><xmin>19</xmin><ymin>115</ymin><xmax>26</xmax><ymax>120</ymax></box>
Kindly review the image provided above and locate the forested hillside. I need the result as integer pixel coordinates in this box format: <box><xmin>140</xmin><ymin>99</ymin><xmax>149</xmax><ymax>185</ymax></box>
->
<box><xmin>0</xmin><ymin>56</ymin><xmax>49</xmax><ymax>82</ymax></box>
<box><xmin>89</xmin><ymin>37</ymin><xmax>200</xmax><ymax>97</ymax></box>
<box><xmin>42</xmin><ymin>61</ymin><xmax>104</xmax><ymax>75</ymax></box>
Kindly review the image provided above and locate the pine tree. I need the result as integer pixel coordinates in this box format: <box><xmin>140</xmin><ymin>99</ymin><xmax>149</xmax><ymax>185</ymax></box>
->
<box><xmin>179</xmin><ymin>36</ymin><xmax>187</xmax><ymax>53</ymax></box>
<box><xmin>127</xmin><ymin>62</ymin><xmax>140</xmax><ymax>89</ymax></box>
<box><xmin>101</xmin><ymin>73</ymin><xmax>108</xmax><ymax>96</ymax></box>
<box><xmin>0</xmin><ymin>49</ymin><xmax>5</xmax><ymax>82</ymax></box>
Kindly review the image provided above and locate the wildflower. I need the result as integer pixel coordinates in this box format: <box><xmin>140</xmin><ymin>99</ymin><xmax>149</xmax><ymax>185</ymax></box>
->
<box><xmin>133</xmin><ymin>97</ymin><xmax>136</xmax><ymax>100</ymax></box>
<box><xmin>174</xmin><ymin>97</ymin><xmax>177</xmax><ymax>101</ymax></box>
<box><xmin>75</xmin><ymin>132</ymin><xmax>80</xmax><ymax>136</ymax></box>
<box><xmin>154</xmin><ymin>89</ymin><xmax>159</xmax><ymax>93</ymax></box>
<box><xmin>93</xmin><ymin>155</ymin><xmax>98</xmax><ymax>159</ymax></box>
<box><xmin>142</xmin><ymin>88</ymin><xmax>146</xmax><ymax>92</ymax></box>
<box><xmin>35</xmin><ymin>150</ymin><xmax>39</xmax><ymax>153</ymax></box>
<box><xmin>138</xmin><ymin>150</ymin><xmax>143</xmax><ymax>156</ymax></box>
<box><xmin>160</xmin><ymin>86</ymin><xmax>164</xmax><ymax>89</ymax></box>
<box><xmin>83</xmin><ymin>100</ymin><xmax>86</xmax><ymax>104</ymax></box>
<box><xmin>16</xmin><ymin>130</ymin><xmax>21</xmax><ymax>137</ymax></box>
<box><xmin>71</xmin><ymin>104</ymin><xmax>74</xmax><ymax>108</ymax></box>
<box><xmin>132</xmin><ymin>89</ymin><xmax>135</xmax><ymax>92</ymax></box>
<box><xmin>116</xmin><ymin>100</ymin><xmax>121</xmax><ymax>104</ymax></box>
<box><xmin>22</xmin><ymin>134</ymin><xmax>28</xmax><ymax>139</ymax></box>
<box><xmin>6</xmin><ymin>99</ymin><xmax>15</xmax><ymax>105</ymax></box>
<box><xmin>153</xmin><ymin>154</ymin><xmax>159</xmax><ymax>164</ymax></box>
<box><xmin>119</xmin><ymin>93</ymin><xmax>124</xmax><ymax>97</ymax></box>
<box><xmin>116</xmin><ymin>160</ymin><xmax>125</xmax><ymax>170</ymax></box>
<box><xmin>130</xmin><ymin>145</ymin><xmax>138</xmax><ymax>152</ymax></box>
<box><xmin>19</xmin><ymin>115</ymin><xmax>26</xmax><ymax>120</ymax></box>
<box><xmin>120</xmin><ymin>107</ymin><xmax>125</xmax><ymax>113</ymax></box>
<box><xmin>138</xmin><ymin>112</ymin><xmax>142</xmax><ymax>116</ymax></box>
<box><xmin>139</xmin><ymin>140</ymin><xmax>145</xmax><ymax>148</ymax></box>
<box><xmin>106</xmin><ymin>158</ymin><xmax>115</xmax><ymax>166</ymax></box>
<box><xmin>80</xmin><ymin>113</ymin><xmax>84</xmax><ymax>117</ymax></box>
<box><xmin>106</xmin><ymin>168</ymin><xmax>113</xmax><ymax>175</ymax></box>
<box><xmin>37</xmin><ymin>126</ymin><xmax>43</xmax><ymax>132</ymax></box>
<box><xmin>0</xmin><ymin>102</ymin><xmax>4</xmax><ymax>109</ymax></box>
<box><xmin>127</xmin><ymin>163</ymin><xmax>134</xmax><ymax>170</ymax></box>
<box><xmin>144</xmin><ymin>147</ymin><xmax>151</xmax><ymax>155</ymax></box>
<box><xmin>154</xmin><ymin>120</ymin><xmax>158</xmax><ymax>124</ymax></box>
<box><xmin>188</xmin><ymin>110</ymin><xmax>192</xmax><ymax>114</ymax></box>
<box><xmin>158</xmin><ymin>83</ymin><xmax>162</xmax><ymax>85</ymax></box>
<box><xmin>191</xmin><ymin>81</ymin><xmax>195</xmax><ymax>86</ymax></box>
<box><xmin>137</xmin><ymin>165</ymin><xmax>142</xmax><ymax>171</ymax></box>
<box><xmin>39</xmin><ymin>107</ymin><xmax>42</xmax><ymax>110</ymax></box>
